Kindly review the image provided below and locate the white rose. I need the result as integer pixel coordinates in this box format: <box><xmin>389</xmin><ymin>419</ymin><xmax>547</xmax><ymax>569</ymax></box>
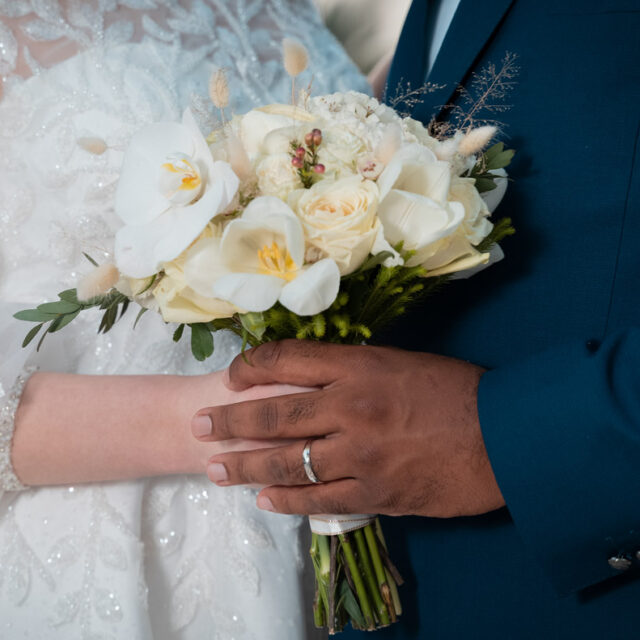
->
<box><xmin>256</xmin><ymin>153</ymin><xmax>302</xmax><ymax>200</ymax></box>
<box><xmin>114</xmin><ymin>109</ymin><xmax>239</xmax><ymax>278</ymax></box>
<box><xmin>289</xmin><ymin>175</ymin><xmax>393</xmax><ymax>275</ymax></box>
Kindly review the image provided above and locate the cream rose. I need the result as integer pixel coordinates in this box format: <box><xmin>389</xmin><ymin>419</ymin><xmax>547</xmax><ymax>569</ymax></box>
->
<box><xmin>288</xmin><ymin>175</ymin><xmax>392</xmax><ymax>275</ymax></box>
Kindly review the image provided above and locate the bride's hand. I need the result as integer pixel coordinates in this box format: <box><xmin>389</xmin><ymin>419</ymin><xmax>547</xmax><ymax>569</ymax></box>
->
<box><xmin>187</xmin><ymin>370</ymin><xmax>312</xmax><ymax>479</ymax></box>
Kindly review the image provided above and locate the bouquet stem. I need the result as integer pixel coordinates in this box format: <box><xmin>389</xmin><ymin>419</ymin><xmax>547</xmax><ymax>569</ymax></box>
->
<box><xmin>311</xmin><ymin>517</ymin><xmax>402</xmax><ymax>634</ymax></box>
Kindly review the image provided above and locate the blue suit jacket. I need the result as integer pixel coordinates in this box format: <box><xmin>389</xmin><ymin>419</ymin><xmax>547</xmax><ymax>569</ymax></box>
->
<box><xmin>342</xmin><ymin>1</ymin><xmax>640</xmax><ymax>637</ymax></box>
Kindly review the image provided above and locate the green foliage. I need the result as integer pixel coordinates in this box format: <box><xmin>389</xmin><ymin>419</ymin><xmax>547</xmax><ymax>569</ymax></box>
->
<box><xmin>15</xmin><ymin>287</ymin><xmax>131</xmax><ymax>351</ymax></box>
<box><xmin>190</xmin><ymin>323</ymin><xmax>214</xmax><ymax>361</ymax></box>
<box><xmin>477</xmin><ymin>216</ymin><xmax>516</xmax><ymax>252</ymax></box>
<box><xmin>468</xmin><ymin>141</ymin><xmax>516</xmax><ymax>192</ymax></box>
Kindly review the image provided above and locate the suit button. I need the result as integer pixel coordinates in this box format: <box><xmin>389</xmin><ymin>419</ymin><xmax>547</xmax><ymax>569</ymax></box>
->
<box><xmin>586</xmin><ymin>339</ymin><xmax>600</xmax><ymax>352</ymax></box>
<box><xmin>608</xmin><ymin>555</ymin><xmax>632</xmax><ymax>571</ymax></box>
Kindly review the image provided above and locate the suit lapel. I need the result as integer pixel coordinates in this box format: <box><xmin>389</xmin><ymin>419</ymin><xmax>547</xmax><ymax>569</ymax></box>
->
<box><xmin>406</xmin><ymin>0</ymin><xmax>516</xmax><ymax>123</ymax></box>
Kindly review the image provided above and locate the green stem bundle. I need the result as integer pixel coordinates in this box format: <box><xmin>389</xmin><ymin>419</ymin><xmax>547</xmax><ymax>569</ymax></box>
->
<box><xmin>311</xmin><ymin>519</ymin><xmax>402</xmax><ymax>634</ymax></box>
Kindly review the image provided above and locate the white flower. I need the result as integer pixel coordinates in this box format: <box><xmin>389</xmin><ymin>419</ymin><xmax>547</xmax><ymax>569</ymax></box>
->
<box><xmin>114</xmin><ymin>109</ymin><xmax>239</xmax><ymax>278</ymax></box>
<box><xmin>238</xmin><ymin>104</ymin><xmax>315</xmax><ymax>156</ymax></box>
<box><xmin>289</xmin><ymin>176</ymin><xmax>392</xmax><ymax>275</ymax></box>
<box><xmin>256</xmin><ymin>153</ymin><xmax>302</xmax><ymax>200</ymax></box>
<box><xmin>183</xmin><ymin>196</ymin><xmax>340</xmax><ymax>316</ymax></box>
<box><xmin>377</xmin><ymin>144</ymin><xmax>490</xmax><ymax>274</ymax></box>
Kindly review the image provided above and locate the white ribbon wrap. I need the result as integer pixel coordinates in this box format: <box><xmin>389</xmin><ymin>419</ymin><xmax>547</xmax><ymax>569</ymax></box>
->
<box><xmin>308</xmin><ymin>513</ymin><xmax>376</xmax><ymax>536</ymax></box>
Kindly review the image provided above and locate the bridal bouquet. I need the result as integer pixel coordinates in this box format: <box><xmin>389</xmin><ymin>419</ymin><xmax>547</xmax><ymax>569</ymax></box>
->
<box><xmin>15</xmin><ymin>40</ymin><xmax>514</xmax><ymax>634</ymax></box>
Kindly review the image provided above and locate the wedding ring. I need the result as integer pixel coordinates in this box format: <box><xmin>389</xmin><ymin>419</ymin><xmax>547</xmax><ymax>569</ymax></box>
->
<box><xmin>302</xmin><ymin>439</ymin><xmax>321</xmax><ymax>483</ymax></box>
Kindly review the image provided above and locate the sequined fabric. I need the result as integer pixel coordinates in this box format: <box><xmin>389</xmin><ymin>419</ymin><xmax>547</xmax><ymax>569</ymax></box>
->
<box><xmin>0</xmin><ymin>1</ymin><xmax>368</xmax><ymax>637</ymax></box>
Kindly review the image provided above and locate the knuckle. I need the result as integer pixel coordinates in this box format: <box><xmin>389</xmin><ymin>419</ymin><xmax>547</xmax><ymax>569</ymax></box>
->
<box><xmin>257</xmin><ymin>401</ymin><xmax>279</xmax><ymax>435</ymax></box>
<box><xmin>265</xmin><ymin>450</ymin><xmax>298</xmax><ymax>484</ymax></box>
<box><xmin>353</xmin><ymin>440</ymin><xmax>382</xmax><ymax>469</ymax></box>
<box><xmin>211</xmin><ymin>405</ymin><xmax>233</xmax><ymax>438</ymax></box>
<box><xmin>252</xmin><ymin>341</ymin><xmax>283</xmax><ymax>369</ymax></box>
<box><xmin>347</xmin><ymin>392</ymin><xmax>384</xmax><ymax>424</ymax></box>
<box><xmin>284</xmin><ymin>397</ymin><xmax>316</xmax><ymax>425</ymax></box>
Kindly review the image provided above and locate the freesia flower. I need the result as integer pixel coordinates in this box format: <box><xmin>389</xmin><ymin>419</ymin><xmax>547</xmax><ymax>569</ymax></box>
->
<box><xmin>377</xmin><ymin>143</ymin><xmax>490</xmax><ymax>274</ymax></box>
<box><xmin>114</xmin><ymin>109</ymin><xmax>239</xmax><ymax>278</ymax></box>
<box><xmin>183</xmin><ymin>196</ymin><xmax>340</xmax><ymax>316</ymax></box>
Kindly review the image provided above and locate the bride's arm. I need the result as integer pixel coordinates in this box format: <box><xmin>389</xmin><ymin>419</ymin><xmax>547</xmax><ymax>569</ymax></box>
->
<box><xmin>10</xmin><ymin>370</ymin><xmax>287</xmax><ymax>487</ymax></box>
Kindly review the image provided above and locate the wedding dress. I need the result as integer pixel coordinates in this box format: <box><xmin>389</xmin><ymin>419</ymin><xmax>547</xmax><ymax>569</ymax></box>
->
<box><xmin>0</xmin><ymin>2</ymin><xmax>369</xmax><ymax>638</ymax></box>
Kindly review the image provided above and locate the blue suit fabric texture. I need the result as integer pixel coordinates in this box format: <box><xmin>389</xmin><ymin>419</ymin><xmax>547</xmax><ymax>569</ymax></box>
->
<box><xmin>341</xmin><ymin>0</ymin><xmax>640</xmax><ymax>638</ymax></box>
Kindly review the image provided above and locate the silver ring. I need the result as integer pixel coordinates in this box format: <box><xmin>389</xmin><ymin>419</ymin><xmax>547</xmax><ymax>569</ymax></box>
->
<box><xmin>302</xmin><ymin>439</ymin><xmax>321</xmax><ymax>483</ymax></box>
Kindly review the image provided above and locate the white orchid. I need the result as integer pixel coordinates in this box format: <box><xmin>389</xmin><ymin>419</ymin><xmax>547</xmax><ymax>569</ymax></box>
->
<box><xmin>114</xmin><ymin>109</ymin><xmax>239</xmax><ymax>278</ymax></box>
<box><xmin>183</xmin><ymin>196</ymin><xmax>341</xmax><ymax>316</ymax></box>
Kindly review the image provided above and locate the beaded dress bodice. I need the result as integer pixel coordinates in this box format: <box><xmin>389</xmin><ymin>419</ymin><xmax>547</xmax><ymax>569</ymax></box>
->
<box><xmin>0</xmin><ymin>2</ymin><xmax>368</xmax><ymax>638</ymax></box>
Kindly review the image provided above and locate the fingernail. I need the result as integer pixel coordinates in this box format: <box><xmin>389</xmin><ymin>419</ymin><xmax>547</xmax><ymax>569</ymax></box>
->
<box><xmin>207</xmin><ymin>462</ymin><xmax>228</xmax><ymax>483</ymax></box>
<box><xmin>192</xmin><ymin>414</ymin><xmax>212</xmax><ymax>438</ymax></box>
<box><xmin>257</xmin><ymin>495</ymin><xmax>275</xmax><ymax>512</ymax></box>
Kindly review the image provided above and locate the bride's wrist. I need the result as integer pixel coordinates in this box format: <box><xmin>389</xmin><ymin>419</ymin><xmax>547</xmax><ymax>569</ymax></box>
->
<box><xmin>173</xmin><ymin>370</ymin><xmax>232</xmax><ymax>475</ymax></box>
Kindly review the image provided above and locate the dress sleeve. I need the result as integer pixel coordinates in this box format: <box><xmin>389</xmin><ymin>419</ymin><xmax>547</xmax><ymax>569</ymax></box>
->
<box><xmin>478</xmin><ymin>327</ymin><xmax>640</xmax><ymax>595</ymax></box>
<box><xmin>0</xmin><ymin>365</ymin><xmax>34</xmax><ymax>493</ymax></box>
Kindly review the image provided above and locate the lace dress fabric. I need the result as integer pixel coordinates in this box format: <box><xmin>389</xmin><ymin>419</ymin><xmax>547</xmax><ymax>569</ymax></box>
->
<box><xmin>0</xmin><ymin>2</ymin><xmax>369</xmax><ymax>638</ymax></box>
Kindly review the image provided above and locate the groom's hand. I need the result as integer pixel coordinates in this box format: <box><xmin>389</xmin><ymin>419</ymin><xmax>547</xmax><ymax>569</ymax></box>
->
<box><xmin>192</xmin><ymin>340</ymin><xmax>505</xmax><ymax>518</ymax></box>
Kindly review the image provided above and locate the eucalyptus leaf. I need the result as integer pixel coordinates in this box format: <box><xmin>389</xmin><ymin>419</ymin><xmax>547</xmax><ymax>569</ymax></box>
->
<box><xmin>22</xmin><ymin>323</ymin><xmax>44</xmax><ymax>348</ymax></box>
<box><xmin>173</xmin><ymin>323</ymin><xmax>185</xmax><ymax>342</ymax></box>
<box><xmin>14</xmin><ymin>309</ymin><xmax>57</xmax><ymax>322</ymax></box>
<box><xmin>190</xmin><ymin>323</ymin><xmax>214</xmax><ymax>361</ymax></box>
<box><xmin>486</xmin><ymin>148</ymin><xmax>515</xmax><ymax>171</ymax></box>
<box><xmin>134</xmin><ymin>307</ymin><xmax>149</xmax><ymax>329</ymax></box>
<box><xmin>49</xmin><ymin>309</ymin><xmax>80</xmax><ymax>332</ymax></box>
<box><xmin>474</xmin><ymin>176</ymin><xmax>498</xmax><ymax>193</ymax></box>
<box><xmin>37</xmin><ymin>300</ymin><xmax>80</xmax><ymax>314</ymax></box>
<box><xmin>58</xmin><ymin>289</ymin><xmax>79</xmax><ymax>303</ymax></box>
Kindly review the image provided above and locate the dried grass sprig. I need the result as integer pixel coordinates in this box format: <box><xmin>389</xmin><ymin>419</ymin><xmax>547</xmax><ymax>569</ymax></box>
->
<box><xmin>283</xmin><ymin>38</ymin><xmax>309</xmax><ymax>105</ymax></box>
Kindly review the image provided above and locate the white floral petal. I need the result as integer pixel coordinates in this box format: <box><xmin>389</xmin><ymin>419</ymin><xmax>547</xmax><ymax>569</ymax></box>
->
<box><xmin>242</xmin><ymin>196</ymin><xmax>298</xmax><ymax>222</ymax></box>
<box><xmin>182</xmin><ymin>108</ymin><xmax>214</xmax><ymax>171</ymax></box>
<box><xmin>212</xmin><ymin>273</ymin><xmax>283</xmax><ymax>312</ymax></box>
<box><xmin>449</xmin><ymin>244</ymin><xmax>503</xmax><ymax>280</ymax></box>
<box><xmin>114</xmin><ymin>122</ymin><xmax>195</xmax><ymax>225</ymax></box>
<box><xmin>116</xmin><ymin>178</ymin><xmax>229</xmax><ymax>278</ymax></box>
<box><xmin>395</xmin><ymin>161</ymin><xmax>451</xmax><ymax>203</ymax></box>
<box><xmin>377</xmin><ymin>143</ymin><xmax>438</xmax><ymax>200</ymax></box>
<box><xmin>279</xmin><ymin>259</ymin><xmax>340</xmax><ymax>316</ymax></box>
<box><xmin>182</xmin><ymin>237</ymin><xmax>228</xmax><ymax>297</ymax></box>
<box><xmin>481</xmin><ymin>168</ymin><xmax>508</xmax><ymax>213</ymax></box>
<box><xmin>378</xmin><ymin>190</ymin><xmax>464</xmax><ymax>248</ymax></box>
<box><xmin>220</xmin><ymin>219</ymin><xmax>283</xmax><ymax>271</ymax></box>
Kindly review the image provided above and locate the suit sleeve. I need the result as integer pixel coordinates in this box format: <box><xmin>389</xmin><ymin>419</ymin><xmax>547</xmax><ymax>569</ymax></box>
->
<box><xmin>478</xmin><ymin>327</ymin><xmax>640</xmax><ymax>595</ymax></box>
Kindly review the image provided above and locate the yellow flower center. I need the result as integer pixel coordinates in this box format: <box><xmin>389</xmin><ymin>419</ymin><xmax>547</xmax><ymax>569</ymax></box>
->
<box><xmin>161</xmin><ymin>158</ymin><xmax>202</xmax><ymax>192</ymax></box>
<box><xmin>257</xmin><ymin>242</ymin><xmax>297</xmax><ymax>281</ymax></box>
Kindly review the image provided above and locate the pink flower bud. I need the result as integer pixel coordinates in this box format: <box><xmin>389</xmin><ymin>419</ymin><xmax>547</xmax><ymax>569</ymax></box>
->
<box><xmin>295</xmin><ymin>146</ymin><xmax>306</xmax><ymax>159</ymax></box>
<box><xmin>313</xmin><ymin>163</ymin><xmax>325</xmax><ymax>174</ymax></box>
<box><xmin>291</xmin><ymin>157</ymin><xmax>303</xmax><ymax>168</ymax></box>
<box><xmin>304</xmin><ymin>132</ymin><xmax>314</xmax><ymax>146</ymax></box>
<box><xmin>313</xmin><ymin>131</ymin><xmax>323</xmax><ymax>146</ymax></box>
